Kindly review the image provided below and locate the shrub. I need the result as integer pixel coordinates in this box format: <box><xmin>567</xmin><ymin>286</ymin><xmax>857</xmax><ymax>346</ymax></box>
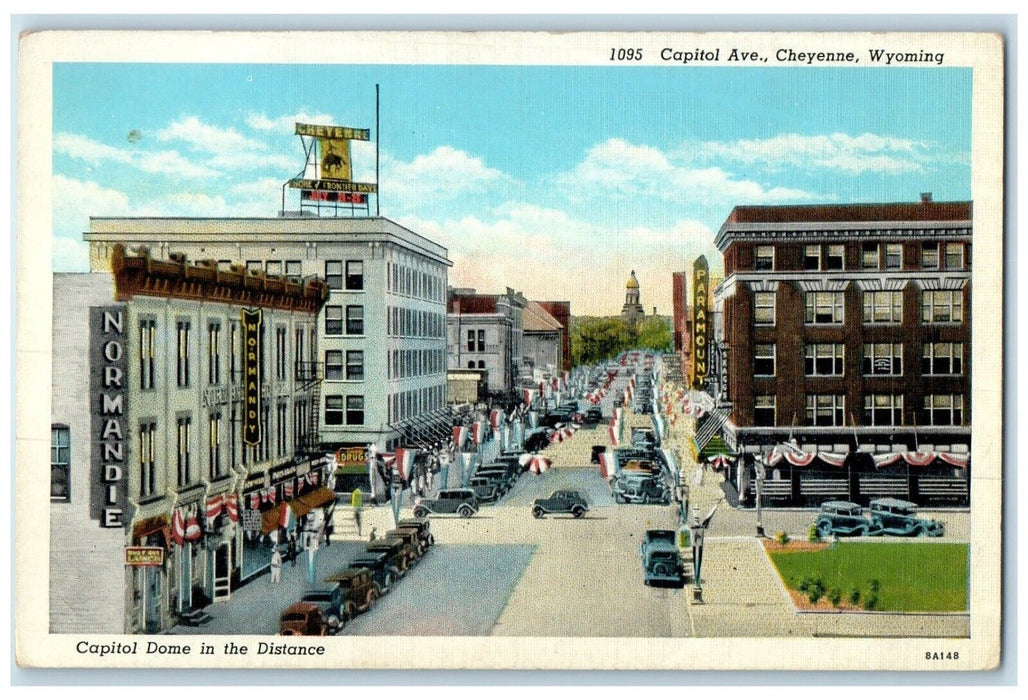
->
<box><xmin>847</xmin><ymin>585</ymin><xmax>861</xmax><ymax>606</ymax></box>
<box><xmin>864</xmin><ymin>594</ymin><xmax>879</xmax><ymax>611</ymax></box>
<box><xmin>807</xmin><ymin>580</ymin><xmax>825</xmax><ymax>604</ymax></box>
<box><xmin>798</xmin><ymin>576</ymin><xmax>814</xmax><ymax>593</ymax></box>
<box><xmin>774</xmin><ymin>530</ymin><xmax>790</xmax><ymax>545</ymax></box>
<box><xmin>807</xmin><ymin>523</ymin><xmax>822</xmax><ymax>542</ymax></box>
<box><xmin>828</xmin><ymin>588</ymin><xmax>843</xmax><ymax>606</ymax></box>
<box><xmin>868</xmin><ymin>579</ymin><xmax>882</xmax><ymax>594</ymax></box>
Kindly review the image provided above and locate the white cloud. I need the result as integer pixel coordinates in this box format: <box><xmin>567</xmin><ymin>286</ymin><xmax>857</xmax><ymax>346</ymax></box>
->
<box><xmin>54</xmin><ymin>132</ymin><xmax>219</xmax><ymax>179</ymax></box>
<box><xmin>558</xmin><ymin>138</ymin><xmax>817</xmax><ymax>208</ymax></box>
<box><xmin>52</xmin><ymin>175</ymin><xmax>134</xmax><ymax>272</ymax></box>
<box><xmin>680</xmin><ymin>132</ymin><xmax>947</xmax><ymax>174</ymax></box>
<box><xmin>397</xmin><ymin>207</ymin><xmax>720</xmax><ymax>317</ymax></box>
<box><xmin>246</xmin><ymin>111</ymin><xmax>337</xmax><ymax>132</ymax></box>
<box><xmin>382</xmin><ymin>146</ymin><xmax>510</xmax><ymax>206</ymax></box>
<box><xmin>157</xmin><ymin>116</ymin><xmax>261</xmax><ymax>154</ymax></box>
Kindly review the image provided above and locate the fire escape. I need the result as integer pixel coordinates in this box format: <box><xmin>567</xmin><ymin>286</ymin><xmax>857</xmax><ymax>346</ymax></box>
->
<box><xmin>295</xmin><ymin>359</ymin><xmax>323</xmax><ymax>455</ymax></box>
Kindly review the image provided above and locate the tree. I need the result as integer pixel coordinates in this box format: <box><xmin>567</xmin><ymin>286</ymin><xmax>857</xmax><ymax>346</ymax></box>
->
<box><xmin>571</xmin><ymin>317</ymin><xmax>633</xmax><ymax>366</ymax></box>
<box><xmin>635</xmin><ymin>315</ymin><xmax>672</xmax><ymax>352</ymax></box>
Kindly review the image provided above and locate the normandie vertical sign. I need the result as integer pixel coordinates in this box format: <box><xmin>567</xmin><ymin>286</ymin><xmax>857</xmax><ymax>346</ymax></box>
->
<box><xmin>691</xmin><ymin>256</ymin><xmax>709</xmax><ymax>389</ymax></box>
<box><xmin>242</xmin><ymin>308</ymin><xmax>263</xmax><ymax>446</ymax></box>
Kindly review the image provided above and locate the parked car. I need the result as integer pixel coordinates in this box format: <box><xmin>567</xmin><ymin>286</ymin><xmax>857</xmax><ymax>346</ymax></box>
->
<box><xmin>300</xmin><ymin>586</ymin><xmax>344</xmax><ymax>632</ymax></box>
<box><xmin>868</xmin><ymin>498</ymin><xmax>945</xmax><ymax>537</ymax></box>
<box><xmin>478</xmin><ymin>462</ymin><xmax>519</xmax><ymax>488</ymax></box>
<box><xmin>814</xmin><ymin>501</ymin><xmax>872</xmax><ymax>537</ymax></box>
<box><xmin>412</xmin><ymin>488</ymin><xmax>479</xmax><ymax>518</ymax></box>
<box><xmin>583</xmin><ymin>407</ymin><xmax>604</xmax><ymax>425</ymax></box>
<box><xmin>524</xmin><ymin>430</ymin><xmax>552</xmax><ymax>453</ymax></box>
<box><xmin>590</xmin><ymin>444</ymin><xmax>607</xmax><ymax>465</ymax></box>
<box><xmin>397</xmin><ymin>517</ymin><xmax>435</xmax><ymax>550</ymax></box>
<box><xmin>347</xmin><ymin>551</ymin><xmax>400</xmax><ymax>593</ymax></box>
<box><xmin>324</xmin><ymin>567</ymin><xmax>380</xmax><ymax>621</ymax></box>
<box><xmin>532</xmin><ymin>490</ymin><xmax>589</xmax><ymax>518</ymax></box>
<box><xmin>279</xmin><ymin>602</ymin><xmax>330</xmax><ymax>636</ymax></box>
<box><xmin>639</xmin><ymin>530</ymin><xmax>684</xmax><ymax>587</ymax></box>
<box><xmin>384</xmin><ymin>528</ymin><xmax>426</xmax><ymax>566</ymax></box>
<box><xmin>630</xmin><ymin>428</ymin><xmax>659</xmax><ymax>449</ymax></box>
<box><xmin>612</xmin><ymin>472</ymin><xmax>671</xmax><ymax>505</ymax></box>
<box><xmin>363</xmin><ymin>538</ymin><xmax>411</xmax><ymax>575</ymax></box>
<box><xmin>621</xmin><ymin>459</ymin><xmax>660</xmax><ymax>475</ymax></box>
<box><xmin>468</xmin><ymin>476</ymin><xmax>502</xmax><ymax>503</ymax></box>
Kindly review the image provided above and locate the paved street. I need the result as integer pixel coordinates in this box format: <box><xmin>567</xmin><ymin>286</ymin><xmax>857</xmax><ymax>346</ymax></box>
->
<box><xmin>172</xmin><ymin>389</ymin><xmax>969</xmax><ymax>639</ymax></box>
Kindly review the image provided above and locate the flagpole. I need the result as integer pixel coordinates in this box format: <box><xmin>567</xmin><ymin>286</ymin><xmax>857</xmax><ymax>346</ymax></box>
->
<box><xmin>375</xmin><ymin>83</ymin><xmax>381</xmax><ymax>217</ymax></box>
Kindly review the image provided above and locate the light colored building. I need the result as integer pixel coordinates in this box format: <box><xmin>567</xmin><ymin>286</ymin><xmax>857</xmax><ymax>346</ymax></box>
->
<box><xmin>446</xmin><ymin>287</ymin><xmax>525</xmax><ymax>397</ymax></box>
<box><xmin>52</xmin><ymin>247</ymin><xmax>328</xmax><ymax>633</ymax></box>
<box><xmin>521</xmin><ymin>300</ymin><xmax>563</xmax><ymax>380</ymax></box>
<box><xmin>85</xmin><ymin>215</ymin><xmax>451</xmax><ymax>452</ymax></box>
<box><xmin>621</xmin><ymin>270</ymin><xmax>644</xmax><ymax>328</ymax></box>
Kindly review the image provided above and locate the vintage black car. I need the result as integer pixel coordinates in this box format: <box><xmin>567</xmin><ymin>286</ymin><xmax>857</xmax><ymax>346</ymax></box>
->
<box><xmin>468</xmin><ymin>475</ymin><xmax>503</xmax><ymax>503</ymax></box>
<box><xmin>300</xmin><ymin>586</ymin><xmax>344</xmax><ymax>632</ymax></box>
<box><xmin>590</xmin><ymin>444</ymin><xmax>607</xmax><ymax>465</ymax></box>
<box><xmin>532</xmin><ymin>490</ymin><xmax>589</xmax><ymax>518</ymax></box>
<box><xmin>814</xmin><ymin>501</ymin><xmax>872</xmax><ymax>537</ymax></box>
<box><xmin>524</xmin><ymin>430</ymin><xmax>552</xmax><ymax>453</ymax></box>
<box><xmin>583</xmin><ymin>407</ymin><xmax>604</xmax><ymax>425</ymax></box>
<box><xmin>397</xmin><ymin>517</ymin><xmax>435</xmax><ymax>550</ymax></box>
<box><xmin>323</xmin><ymin>567</ymin><xmax>380</xmax><ymax>621</ymax></box>
<box><xmin>412</xmin><ymin>488</ymin><xmax>479</xmax><ymax>518</ymax></box>
<box><xmin>612</xmin><ymin>471</ymin><xmax>671</xmax><ymax>505</ymax></box>
<box><xmin>868</xmin><ymin>498</ymin><xmax>945</xmax><ymax>537</ymax></box>
<box><xmin>347</xmin><ymin>551</ymin><xmax>400</xmax><ymax>593</ymax></box>
<box><xmin>639</xmin><ymin>530</ymin><xmax>684</xmax><ymax>587</ymax></box>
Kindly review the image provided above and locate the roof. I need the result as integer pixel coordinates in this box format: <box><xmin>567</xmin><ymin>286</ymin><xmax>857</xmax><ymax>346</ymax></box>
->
<box><xmin>522</xmin><ymin>300</ymin><xmax>562</xmax><ymax>332</ymax></box>
<box><xmin>626</xmin><ymin>270</ymin><xmax>639</xmax><ymax>289</ymax></box>
<box><xmin>723</xmin><ymin>200</ymin><xmax>972</xmax><ymax>225</ymax></box>
<box><xmin>448</xmin><ymin>295</ymin><xmax>498</xmax><ymax>314</ymax></box>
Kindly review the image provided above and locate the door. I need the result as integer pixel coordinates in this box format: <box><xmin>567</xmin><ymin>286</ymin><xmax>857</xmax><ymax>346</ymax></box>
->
<box><xmin>145</xmin><ymin>567</ymin><xmax>162</xmax><ymax>633</ymax></box>
<box><xmin>213</xmin><ymin>544</ymin><xmax>231</xmax><ymax>602</ymax></box>
<box><xmin>179</xmin><ymin>547</ymin><xmax>192</xmax><ymax>612</ymax></box>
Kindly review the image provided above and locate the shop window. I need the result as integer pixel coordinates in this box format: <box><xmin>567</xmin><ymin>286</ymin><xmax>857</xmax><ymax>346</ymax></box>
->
<box><xmin>51</xmin><ymin>424</ymin><xmax>70</xmax><ymax>502</ymax></box>
<box><xmin>862</xmin><ymin>343</ymin><xmax>903</xmax><ymax>376</ymax></box>
<box><xmin>346</xmin><ymin>396</ymin><xmax>365</xmax><ymax>425</ymax></box>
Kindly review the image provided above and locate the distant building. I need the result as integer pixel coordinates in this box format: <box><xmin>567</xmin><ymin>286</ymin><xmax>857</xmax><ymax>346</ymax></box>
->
<box><xmin>522</xmin><ymin>300</ymin><xmax>564</xmax><ymax>380</ymax></box>
<box><xmin>621</xmin><ymin>270</ymin><xmax>644</xmax><ymax>328</ymax></box>
<box><xmin>446</xmin><ymin>287</ymin><xmax>526</xmax><ymax>397</ymax></box>
<box><xmin>535</xmin><ymin>300</ymin><xmax>572</xmax><ymax>373</ymax></box>
<box><xmin>714</xmin><ymin>195</ymin><xmax>972</xmax><ymax>464</ymax></box>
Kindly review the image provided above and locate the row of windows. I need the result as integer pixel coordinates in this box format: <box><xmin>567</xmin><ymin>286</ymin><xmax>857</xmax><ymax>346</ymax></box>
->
<box><xmin>387</xmin><ymin>306</ymin><xmax>445</xmax><ymax>339</ymax></box>
<box><xmin>467</xmin><ymin>329</ymin><xmax>486</xmax><ymax>352</ymax></box>
<box><xmin>752</xmin><ymin>290</ymin><xmax>964</xmax><ymax>325</ymax></box>
<box><xmin>52</xmin><ymin>400</ymin><xmax>312</xmax><ymax>502</ymax></box>
<box><xmin>387</xmin><ymin>261</ymin><xmax>444</xmax><ymax>302</ymax></box>
<box><xmin>754</xmin><ymin>241</ymin><xmax>966</xmax><ymax>272</ymax></box>
<box><xmin>325</xmin><ymin>260</ymin><xmax>364</xmax><ymax>291</ymax></box>
<box><xmin>246</xmin><ymin>259</ymin><xmax>303</xmax><ymax>279</ymax></box>
<box><xmin>753</xmin><ymin>342</ymin><xmax>964</xmax><ymax>377</ymax></box>
<box><xmin>140</xmin><ymin>318</ymin><xmax>315</xmax><ymax>391</ymax></box>
<box><xmin>324</xmin><ymin>305</ymin><xmax>364</xmax><ymax>336</ymax></box>
<box><xmin>752</xmin><ymin>394</ymin><xmax>965</xmax><ymax>427</ymax></box>
<box><xmin>387</xmin><ymin>348</ymin><xmax>447</xmax><ymax>380</ymax></box>
<box><xmin>386</xmin><ymin>385</ymin><xmax>447</xmax><ymax>424</ymax></box>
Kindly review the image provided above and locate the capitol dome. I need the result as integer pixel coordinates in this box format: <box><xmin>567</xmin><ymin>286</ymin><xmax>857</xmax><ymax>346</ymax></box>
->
<box><xmin>626</xmin><ymin>270</ymin><xmax>639</xmax><ymax>289</ymax></box>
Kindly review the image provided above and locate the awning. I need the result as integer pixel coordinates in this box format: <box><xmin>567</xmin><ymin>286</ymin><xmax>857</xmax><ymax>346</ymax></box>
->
<box><xmin>290</xmin><ymin>486</ymin><xmax>337</xmax><ymax>519</ymax></box>
<box><xmin>260</xmin><ymin>506</ymin><xmax>281</xmax><ymax>535</ymax></box>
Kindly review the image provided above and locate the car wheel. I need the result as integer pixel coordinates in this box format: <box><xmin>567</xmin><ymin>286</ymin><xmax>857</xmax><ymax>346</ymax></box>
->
<box><xmin>458</xmin><ymin>505</ymin><xmax>473</xmax><ymax>518</ymax></box>
<box><xmin>572</xmin><ymin>506</ymin><xmax>585</xmax><ymax>518</ymax></box>
<box><xmin>532</xmin><ymin>506</ymin><xmax>544</xmax><ymax>519</ymax></box>
<box><xmin>413</xmin><ymin>506</ymin><xmax>428</xmax><ymax>518</ymax></box>
<box><xmin>345</xmin><ymin>602</ymin><xmax>356</xmax><ymax>621</ymax></box>
<box><xmin>615</xmin><ymin>493</ymin><xmax>626</xmax><ymax>504</ymax></box>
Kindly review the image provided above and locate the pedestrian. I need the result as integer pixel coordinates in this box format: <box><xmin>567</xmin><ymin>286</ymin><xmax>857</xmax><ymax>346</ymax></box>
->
<box><xmin>325</xmin><ymin>521</ymin><xmax>333</xmax><ymax>547</ymax></box>
<box><xmin>369</xmin><ymin>526</ymin><xmax>377</xmax><ymax>542</ymax></box>
<box><xmin>287</xmin><ymin>534</ymin><xmax>297</xmax><ymax>567</ymax></box>
<box><xmin>353</xmin><ymin>508</ymin><xmax>362</xmax><ymax>536</ymax></box>
<box><xmin>270</xmin><ymin>547</ymin><xmax>282</xmax><ymax>583</ymax></box>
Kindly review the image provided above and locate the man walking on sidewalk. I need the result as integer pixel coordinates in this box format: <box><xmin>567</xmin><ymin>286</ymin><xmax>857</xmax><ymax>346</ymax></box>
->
<box><xmin>270</xmin><ymin>548</ymin><xmax>283</xmax><ymax>583</ymax></box>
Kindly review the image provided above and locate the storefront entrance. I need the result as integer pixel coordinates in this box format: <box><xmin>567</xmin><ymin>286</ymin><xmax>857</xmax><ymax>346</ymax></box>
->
<box><xmin>212</xmin><ymin>544</ymin><xmax>231</xmax><ymax>602</ymax></box>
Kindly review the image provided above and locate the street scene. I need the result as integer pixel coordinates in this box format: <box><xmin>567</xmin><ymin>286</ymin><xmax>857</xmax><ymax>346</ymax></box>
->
<box><xmin>27</xmin><ymin>32</ymin><xmax>998</xmax><ymax>670</ymax></box>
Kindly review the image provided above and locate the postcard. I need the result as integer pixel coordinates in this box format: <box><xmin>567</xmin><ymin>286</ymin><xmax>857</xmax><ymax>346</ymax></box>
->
<box><xmin>15</xmin><ymin>29</ymin><xmax>1004</xmax><ymax>671</ymax></box>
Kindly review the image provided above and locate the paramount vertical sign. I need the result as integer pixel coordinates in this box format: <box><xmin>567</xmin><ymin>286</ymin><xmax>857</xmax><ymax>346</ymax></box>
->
<box><xmin>242</xmin><ymin>309</ymin><xmax>263</xmax><ymax>446</ymax></box>
<box><xmin>691</xmin><ymin>256</ymin><xmax>709</xmax><ymax>389</ymax></box>
<box><xmin>90</xmin><ymin>307</ymin><xmax>127</xmax><ymax>528</ymax></box>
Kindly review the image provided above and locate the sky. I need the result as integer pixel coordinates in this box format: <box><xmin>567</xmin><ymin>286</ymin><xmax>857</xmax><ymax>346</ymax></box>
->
<box><xmin>51</xmin><ymin>63</ymin><xmax>972</xmax><ymax>316</ymax></box>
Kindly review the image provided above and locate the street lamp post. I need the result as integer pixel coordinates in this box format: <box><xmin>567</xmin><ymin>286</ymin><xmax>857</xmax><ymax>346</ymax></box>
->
<box><xmin>754</xmin><ymin>457</ymin><xmax>766</xmax><ymax>538</ymax></box>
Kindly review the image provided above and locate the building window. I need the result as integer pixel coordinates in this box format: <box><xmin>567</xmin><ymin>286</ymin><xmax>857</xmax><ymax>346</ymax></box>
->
<box><xmin>209</xmin><ymin>412</ymin><xmax>222</xmax><ymax>479</ymax></box>
<box><xmin>754</xmin><ymin>395</ymin><xmax>776</xmax><ymax>427</ymax></box>
<box><xmin>467</xmin><ymin>329</ymin><xmax>475</xmax><ymax>352</ymax></box>
<box><xmin>805</xmin><ymin>343</ymin><xmax>845</xmax><ymax>376</ymax></box>
<box><xmin>229</xmin><ymin>322</ymin><xmax>239</xmax><ymax>380</ymax></box>
<box><xmin>325</xmin><ymin>395</ymin><xmax>344</xmax><ymax>425</ymax></box>
<box><xmin>176</xmin><ymin>321</ymin><xmax>191</xmax><ymax>387</ymax></box>
<box><xmin>923</xmin><ymin>342</ymin><xmax>963</xmax><ymax>376</ymax></box>
<box><xmin>922</xmin><ymin>290</ymin><xmax>963</xmax><ymax>323</ymax></box>
<box><xmin>325</xmin><ymin>261</ymin><xmax>343</xmax><ymax>289</ymax></box>
<box><xmin>861</xmin><ymin>243</ymin><xmax>879</xmax><ymax>269</ymax></box>
<box><xmin>863</xmin><ymin>343</ymin><xmax>903</xmax><ymax>376</ymax></box>
<box><xmin>275</xmin><ymin>327</ymin><xmax>287</xmax><ymax>380</ymax></box>
<box><xmin>478</xmin><ymin>360</ymin><xmax>486</xmax><ymax>369</ymax></box>
<box><xmin>477</xmin><ymin>329</ymin><xmax>486</xmax><ymax>351</ymax></box>
<box><xmin>51</xmin><ymin>424</ymin><xmax>70</xmax><ymax>502</ymax></box>
<box><xmin>803</xmin><ymin>245</ymin><xmax>820</xmax><ymax>271</ymax></box>
<box><xmin>246</xmin><ymin>260</ymin><xmax>263</xmax><ymax>275</ymax></box>
<box><xmin>139</xmin><ymin>422</ymin><xmax>156</xmax><ymax>498</ymax></box>
<box><xmin>139</xmin><ymin>319</ymin><xmax>156</xmax><ymax>390</ymax></box>
<box><xmin>285</xmin><ymin>260</ymin><xmax>302</xmax><ymax>279</ymax></box>
<box><xmin>825</xmin><ymin>245</ymin><xmax>845</xmax><ymax>270</ymax></box>
<box><xmin>467</xmin><ymin>361</ymin><xmax>475</xmax><ymax>369</ymax></box>
<box><xmin>754</xmin><ymin>344</ymin><xmax>776</xmax><ymax>376</ymax></box>
<box><xmin>753</xmin><ymin>292</ymin><xmax>776</xmax><ymax>325</ymax></box>
<box><xmin>295</xmin><ymin>327</ymin><xmax>305</xmax><ymax>375</ymax></box>
<box><xmin>176</xmin><ymin>416</ymin><xmax>192</xmax><ymax>486</ymax></box>
<box><xmin>944</xmin><ymin>243</ymin><xmax>964</xmax><ymax>270</ymax></box>
<box><xmin>755</xmin><ymin>245</ymin><xmax>774</xmax><ymax>271</ymax></box>
<box><xmin>346</xmin><ymin>261</ymin><xmax>364</xmax><ymax>290</ymax></box>
<box><xmin>260</xmin><ymin>403</ymin><xmax>270</xmax><ymax>461</ymax></box>
<box><xmin>266</xmin><ymin>260</ymin><xmax>282</xmax><ymax>277</ymax></box>
<box><xmin>923</xmin><ymin>394</ymin><xmax>964</xmax><ymax>426</ymax></box>
<box><xmin>806</xmin><ymin>394</ymin><xmax>846</xmax><ymax>426</ymax></box>
<box><xmin>208</xmin><ymin>322</ymin><xmax>221</xmax><ymax>385</ymax></box>
<box><xmin>325</xmin><ymin>350</ymin><xmax>344</xmax><ymax>380</ymax></box>
<box><xmin>921</xmin><ymin>242</ymin><xmax>939</xmax><ymax>269</ymax></box>
<box><xmin>346</xmin><ymin>351</ymin><xmax>365</xmax><ymax>380</ymax></box>
<box><xmin>276</xmin><ymin>402</ymin><xmax>287</xmax><ymax>458</ymax></box>
<box><xmin>862</xmin><ymin>290</ymin><xmax>902</xmax><ymax>324</ymax></box>
<box><xmin>805</xmin><ymin>291</ymin><xmax>844</xmax><ymax>324</ymax></box>
<box><xmin>325</xmin><ymin>306</ymin><xmax>343</xmax><ymax>335</ymax></box>
<box><xmin>864</xmin><ymin>394</ymin><xmax>903</xmax><ymax>426</ymax></box>
<box><xmin>884</xmin><ymin>243</ymin><xmax>903</xmax><ymax>270</ymax></box>
<box><xmin>346</xmin><ymin>396</ymin><xmax>365</xmax><ymax>425</ymax></box>
<box><xmin>346</xmin><ymin>306</ymin><xmax>364</xmax><ymax>335</ymax></box>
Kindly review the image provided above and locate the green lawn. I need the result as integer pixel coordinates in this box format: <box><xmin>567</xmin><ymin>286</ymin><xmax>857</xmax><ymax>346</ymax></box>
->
<box><xmin>767</xmin><ymin>542</ymin><xmax>969</xmax><ymax>612</ymax></box>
